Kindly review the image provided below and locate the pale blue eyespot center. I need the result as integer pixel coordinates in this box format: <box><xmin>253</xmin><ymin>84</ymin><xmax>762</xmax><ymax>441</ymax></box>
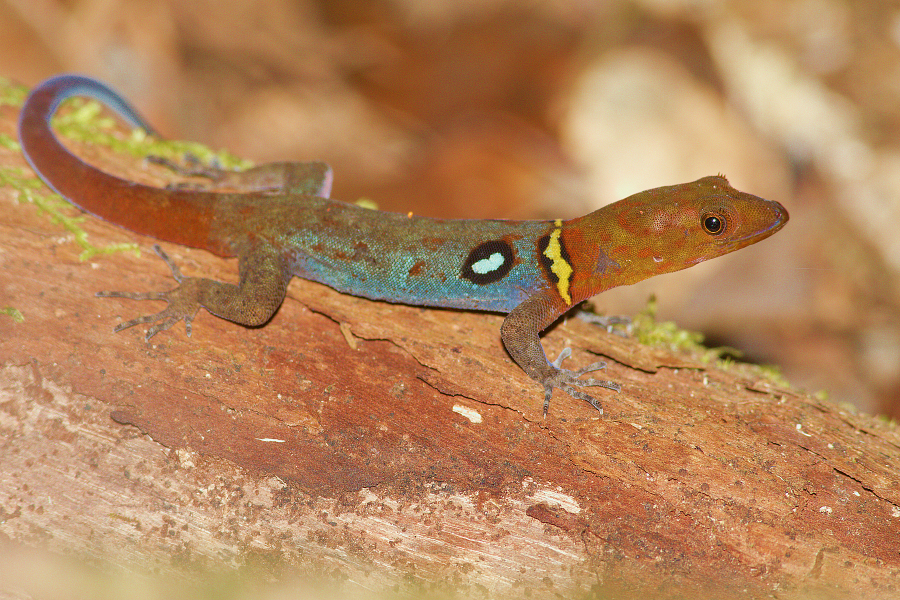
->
<box><xmin>472</xmin><ymin>252</ymin><xmax>505</xmax><ymax>274</ymax></box>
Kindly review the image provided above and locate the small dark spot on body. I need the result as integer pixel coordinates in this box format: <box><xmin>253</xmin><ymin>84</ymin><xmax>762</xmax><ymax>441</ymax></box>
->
<box><xmin>408</xmin><ymin>260</ymin><xmax>426</xmax><ymax>277</ymax></box>
<box><xmin>595</xmin><ymin>246</ymin><xmax>620</xmax><ymax>274</ymax></box>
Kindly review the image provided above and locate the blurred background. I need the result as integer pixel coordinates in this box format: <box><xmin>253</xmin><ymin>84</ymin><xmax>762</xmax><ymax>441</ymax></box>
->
<box><xmin>4</xmin><ymin>0</ymin><xmax>900</xmax><ymax>417</ymax></box>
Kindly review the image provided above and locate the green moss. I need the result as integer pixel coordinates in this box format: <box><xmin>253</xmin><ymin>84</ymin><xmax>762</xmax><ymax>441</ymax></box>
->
<box><xmin>52</xmin><ymin>97</ymin><xmax>249</xmax><ymax>169</ymax></box>
<box><xmin>3</xmin><ymin>164</ymin><xmax>139</xmax><ymax>260</ymax></box>
<box><xmin>355</xmin><ymin>197</ymin><xmax>379</xmax><ymax>210</ymax></box>
<box><xmin>813</xmin><ymin>389</ymin><xmax>829</xmax><ymax>401</ymax></box>
<box><xmin>7</xmin><ymin>79</ymin><xmax>250</xmax><ymax>260</ymax></box>
<box><xmin>753</xmin><ymin>364</ymin><xmax>791</xmax><ymax>388</ymax></box>
<box><xmin>0</xmin><ymin>77</ymin><xmax>27</xmax><ymax>107</ymax></box>
<box><xmin>627</xmin><ymin>295</ymin><xmax>792</xmax><ymax>388</ymax></box>
<box><xmin>875</xmin><ymin>413</ymin><xmax>898</xmax><ymax>427</ymax></box>
<box><xmin>1</xmin><ymin>307</ymin><xmax>24</xmax><ymax>323</ymax></box>
<box><xmin>0</xmin><ymin>132</ymin><xmax>20</xmax><ymax>151</ymax></box>
<box><xmin>631</xmin><ymin>295</ymin><xmax>706</xmax><ymax>353</ymax></box>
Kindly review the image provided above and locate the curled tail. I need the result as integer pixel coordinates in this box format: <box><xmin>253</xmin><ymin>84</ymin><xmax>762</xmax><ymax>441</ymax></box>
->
<box><xmin>18</xmin><ymin>74</ymin><xmax>230</xmax><ymax>256</ymax></box>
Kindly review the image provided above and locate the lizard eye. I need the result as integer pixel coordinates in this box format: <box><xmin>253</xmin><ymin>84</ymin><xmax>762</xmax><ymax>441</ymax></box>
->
<box><xmin>702</xmin><ymin>212</ymin><xmax>726</xmax><ymax>236</ymax></box>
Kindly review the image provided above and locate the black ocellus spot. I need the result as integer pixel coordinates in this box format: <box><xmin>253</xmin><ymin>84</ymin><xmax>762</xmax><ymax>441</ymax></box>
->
<box><xmin>461</xmin><ymin>240</ymin><xmax>515</xmax><ymax>285</ymax></box>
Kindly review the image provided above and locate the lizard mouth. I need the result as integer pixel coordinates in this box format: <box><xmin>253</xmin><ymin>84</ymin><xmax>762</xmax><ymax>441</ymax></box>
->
<box><xmin>718</xmin><ymin>200</ymin><xmax>789</xmax><ymax>248</ymax></box>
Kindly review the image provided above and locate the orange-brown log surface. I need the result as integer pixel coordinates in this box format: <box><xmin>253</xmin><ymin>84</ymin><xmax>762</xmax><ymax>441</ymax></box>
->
<box><xmin>1</xmin><ymin>87</ymin><xmax>898</xmax><ymax>600</ymax></box>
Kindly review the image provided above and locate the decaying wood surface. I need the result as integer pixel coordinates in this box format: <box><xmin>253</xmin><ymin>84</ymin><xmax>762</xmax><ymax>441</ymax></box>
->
<box><xmin>1</xmin><ymin>92</ymin><xmax>899</xmax><ymax>600</ymax></box>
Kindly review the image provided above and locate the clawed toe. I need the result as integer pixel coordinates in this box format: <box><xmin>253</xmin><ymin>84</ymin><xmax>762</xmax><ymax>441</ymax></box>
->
<box><xmin>542</xmin><ymin>348</ymin><xmax>621</xmax><ymax>416</ymax></box>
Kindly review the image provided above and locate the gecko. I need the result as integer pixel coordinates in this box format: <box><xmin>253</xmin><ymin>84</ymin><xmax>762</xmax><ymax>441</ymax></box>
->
<box><xmin>17</xmin><ymin>74</ymin><xmax>788</xmax><ymax>415</ymax></box>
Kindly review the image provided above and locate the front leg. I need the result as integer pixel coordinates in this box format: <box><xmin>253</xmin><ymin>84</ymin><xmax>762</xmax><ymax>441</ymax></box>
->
<box><xmin>97</xmin><ymin>244</ymin><xmax>291</xmax><ymax>339</ymax></box>
<box><xmin>500</xmin><ymin>291</ymin><xmax>620</xmax><ymax>416</ymax></box>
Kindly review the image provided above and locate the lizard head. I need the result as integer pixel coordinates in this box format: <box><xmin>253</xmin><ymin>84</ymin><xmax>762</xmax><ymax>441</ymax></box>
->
<box><xmin>566</xmin><ymin>175</ymin><xmax>789</xmax><ymax>293</ymax></box>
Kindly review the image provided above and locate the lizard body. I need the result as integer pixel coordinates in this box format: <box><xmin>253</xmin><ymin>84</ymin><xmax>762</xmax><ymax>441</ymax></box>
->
<box><xmin>18</xmin><ymin>74</ymin><xmax>788</xmax><ymax>414</ymax></box>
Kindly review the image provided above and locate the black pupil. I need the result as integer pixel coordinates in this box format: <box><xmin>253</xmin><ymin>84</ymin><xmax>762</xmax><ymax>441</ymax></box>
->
<box><xmin>704</xmin><ymin>215</ymin><xmax>722</xmax><ymax>234</ymax></box>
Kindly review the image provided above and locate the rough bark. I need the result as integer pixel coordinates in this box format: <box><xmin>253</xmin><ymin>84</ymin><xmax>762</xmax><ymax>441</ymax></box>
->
<box><xmin>1</xmin><ymin>91</ymin><xmax>898</xmax><ymax>600</ymax></box>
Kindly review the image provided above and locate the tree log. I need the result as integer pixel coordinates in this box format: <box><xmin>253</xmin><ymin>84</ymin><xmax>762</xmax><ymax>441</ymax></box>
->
<box><xmin>1</xmin><ymin>84</ymin><xmax>898</xmax><ymax>600</ymax></box>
